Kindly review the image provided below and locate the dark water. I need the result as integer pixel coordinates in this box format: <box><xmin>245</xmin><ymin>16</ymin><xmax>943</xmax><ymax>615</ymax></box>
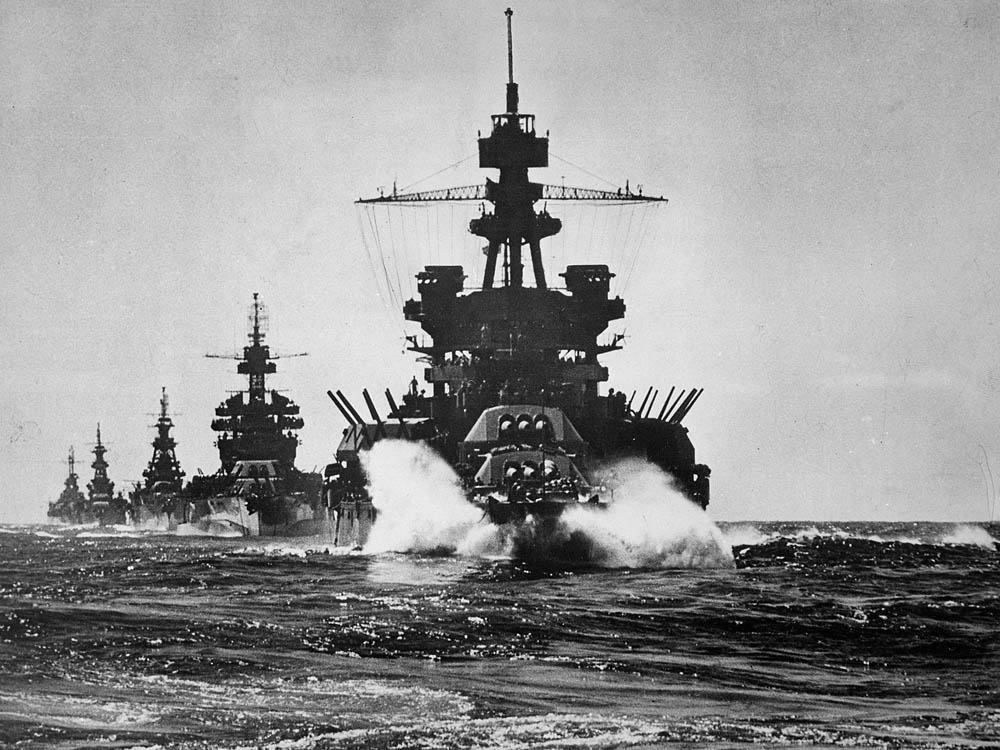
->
<box><xmin>1</xmin><ymin>521</ymin><xmax>999</xmax><ymax>749</ymax></box>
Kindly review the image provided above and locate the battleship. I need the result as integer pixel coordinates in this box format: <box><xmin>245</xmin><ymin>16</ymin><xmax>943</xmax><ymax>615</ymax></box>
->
<box><xmin>323</xmin><ymin>10</ymin><xmax>710</xmax><ymax>546</ymax></box>
<box><xmin>48</xmin><ymin>428</ymin><xmax>128</xmax><ymax>526</ymax></box>
<box><xmin>182</xmin><ymin>294</ymin><xmax>325</xmax><ymax>537</ymax></box>
<box><xmin>86</xmin><ymin>425</ymin><xmax>128</xmax><ymax>526</ymax></box>
<box><xmin>47</xmin><ymin>447</ymin><xmax>88</xmax><ymax>525</ymax></box>
<box><xmin>129</xmin><ymin>388</ymin><xmax>187</xmax><ymax>530</ymax></box>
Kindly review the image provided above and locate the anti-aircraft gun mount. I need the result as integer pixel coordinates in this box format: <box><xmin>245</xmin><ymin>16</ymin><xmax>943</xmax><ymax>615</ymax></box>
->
<box><xmin>324</xmin><ymin>9</ymin><xmax>710</xmax><ymax>524</ymax></box>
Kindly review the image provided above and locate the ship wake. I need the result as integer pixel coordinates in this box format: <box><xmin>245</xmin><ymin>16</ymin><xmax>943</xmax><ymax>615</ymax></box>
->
<box><xmin>362</xmin><ymin>441</ymin><xmax>732</xmax><ymax>568</ymax></box>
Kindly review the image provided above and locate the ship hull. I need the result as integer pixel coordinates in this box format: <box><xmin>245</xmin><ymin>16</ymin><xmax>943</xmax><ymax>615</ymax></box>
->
<box><xmin>47</xmin><ymin>506</ymin><xmax>127</xmax><ymax>527</ymax></box>
<box><xmin>131</xmin><ymin>506</ymin><xmax>181</xmax><ymax>532</ymax></box>
<box><xmin>47</xmin><ymin>511</ymin><xmax>97</xmax><ymax>527</ymax></box>
<box><xmin>181</xmin><ymin>494</ymin><xmax>375</xmax><ymax>546</ymax></box>
<box><xmin>179</xmin><ymin>496</ymin><xmax>259</xmax><ymax>537</ymax></box>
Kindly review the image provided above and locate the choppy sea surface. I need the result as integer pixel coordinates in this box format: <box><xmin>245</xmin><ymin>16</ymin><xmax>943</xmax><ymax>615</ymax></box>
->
<box><xmin>2</xmin><ymin>517</ymin><xmax>999</xmax><ymax>749</ymax></box>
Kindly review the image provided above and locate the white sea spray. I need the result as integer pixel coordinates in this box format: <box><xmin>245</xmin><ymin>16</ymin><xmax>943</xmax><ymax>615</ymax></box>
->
<box><xmin>561</xmin><ymin>458</ymin><xmax>734</xmax><ymax>568</ymax></box>
<box><xmin>943</xmin><ymin>523</ymin><xmax>997</xmax><ymax>549</ymax></box>
<box><xmin>362</xmin><ymin>442</ymin><xmax>732</xmax><ymax>567</ymax></box>
<box><xmin>362</xmin><ymin>440</ymin><xmax>488</xmax><ymax>554</ymax></box>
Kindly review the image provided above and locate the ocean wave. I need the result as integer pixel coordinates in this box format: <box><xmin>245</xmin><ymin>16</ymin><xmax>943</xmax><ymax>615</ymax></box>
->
<box><xmin>238</xmin><ymin>711</ymin><xmax>980</xmax><ymax>750</ymax></box>
<box><xmin>941</xmin><ymin>523</ymin><xmax>998</xmax><ymax>548</ymax></box>
<box><xmin>729</xmin><ymin>523</ymin><xmax>998</xmax><ymax>550</ymax></box>
<box><xmin>174</xmin><ymin>522</ymin><xmax>245</xmax><ymax>538</ymax></box>
<box><xmin>230</xmin><ymin>542</ymin><xmax>357</xmax><ymax>558</ymax></box>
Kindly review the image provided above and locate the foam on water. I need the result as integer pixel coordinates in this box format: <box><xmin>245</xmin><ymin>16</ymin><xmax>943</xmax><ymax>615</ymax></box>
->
<box><xmin>362</xmin><ymin>440</ymin><xmax>489</xmax><ymax>555</ymax></box>
<box><xmin>560</xmin><ymin>458</ymin><xmax>734</xmax><ymax>568</ymax></box>
<box><xmin>361</xmin><ymin>441</ymin><xmax>732</xmax><ymax>567</ymax></box>
<box><xmin>741</xmin><ymin>523</ymin><xmax>1000</xmax><ymax>550</ymax></box>
<box><xmin>132</xmin><ymin>516</ymin><xmax>173</xmax><ymax>533</ymax></box>
<box><xmin>721</xmin><ymin>523</ymin><xmax>774</xmax><ymax>547</ymax></box>
<box><xmin>175</xmin><ymin>522</ymin><xmax>245</xmax><ymax>538</ymax></box>
<box><xmin>77</xmin><ymin>525</ymin><xmax>150</xmax><ymax>538</ymax></box>
<box><xmin>942</xmin><ymin>523</ymin><xmax>997</xmax><ymax>548</ymax></box>
<box><xmin>231</xmin><ymin>541</ymin><xmax>357</xmax><ymax>557</ymax></box>
<box><xmin>235</xmin><ymin>711</ymin><xmax>955</xmax><ymax>750</ymax></box>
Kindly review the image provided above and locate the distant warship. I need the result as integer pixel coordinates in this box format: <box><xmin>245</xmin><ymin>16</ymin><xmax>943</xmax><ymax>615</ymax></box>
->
<box><xmin>324</xmin><ymin>10</ymin><xmax>709</xmax><ymax>546</ymax></box>
<box><xmin>49</xmin><ymin>428</ymin><xmax>128</xmax><ymax>527</ymax></box>
<box><xmin>47</xmin><ymin>447</ymin><xmax>88</xmax><ymax>525</ymax></box>
<box><xmin>129</xmin><ymin>388</ymin><xmax>186</xmax><ymax>529</ymax></box>
<box><xmin>86</xmin><ymin>425</ymin><xmax>128</xmax><ymax>526</ymax></box>
<box><xmin>183</xmin><ymin>294</ymin><xmax>324</xmax><ymax>536</ymax></box>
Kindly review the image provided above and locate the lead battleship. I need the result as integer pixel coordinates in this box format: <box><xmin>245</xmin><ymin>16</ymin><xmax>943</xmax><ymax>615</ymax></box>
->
<box><xmin>323</xmin><ymin>10</ymin><xmax>710</xmax><ymax>546</ymax></box>
<box><xmin>183</xmin><ymin>294</ymin><xmax>324</xmax><ymax>536</ymax></box>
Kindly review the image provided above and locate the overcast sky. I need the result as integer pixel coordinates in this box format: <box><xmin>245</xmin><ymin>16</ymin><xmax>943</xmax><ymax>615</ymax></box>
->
<box><xmin>2</xmin><ymin>1</ymin><xmax>999</xmax><ymax>524</ymax></box>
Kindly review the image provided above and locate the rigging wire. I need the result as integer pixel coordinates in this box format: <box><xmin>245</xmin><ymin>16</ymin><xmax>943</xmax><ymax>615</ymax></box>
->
<box><xmin>583</xmin><ymin>204</ymin><xmax>594</xmax><ymax>260</ymax></box>
<box><xmin>550</xmin><ymin>151</ymin><xmax>621</xmax><ymax>190</ymax></box>
<box><xmin>395</xmin><ymin>206</ymin><xmax>412</xmax><ymax>297</ymax></box>
<box><xmin>365</xmin><ymin>205</ymin><xmax>401</xmax><ymax>312</ymax></box>
<box><xmin>609</xmin><ymin>203</ymin><xmax>632</xmax><ymax>288</ymax></box>
<box><xmin>383</xmin><ymin>205</ymin><xmax>406</xmax><ymax>310</ymax></box>
<box><xmin>405</xmin><ymin>204</ymin><xmax>418</xmax><ymax>284</ymax></box>
<box><xmin>619</xmin><ymin>203</ymin><xmax>636</xmax><ymax>282</ymax></box>
<box><xmin>356</xmin><ymin>175</ymin><xmax>666</xmax><ymax>316</ymax></box>
<box><xmin>356</xmin><ymin>209</ymin><xmax>388</xmax><ymax>313</ymax></box>
<box><xmin>425</xmin><ymin>204</ymin><xmax>434</xmax><ymax>266</ymax></box>
<box><xmin>621</xmin><ymin>204</ymin><xmax>656</xmax><ymax>292</ymax></box>
<box><xmin>399</xmin><ymin>153</ymin><xmax>476</xmax><ymax>193</ymax></box>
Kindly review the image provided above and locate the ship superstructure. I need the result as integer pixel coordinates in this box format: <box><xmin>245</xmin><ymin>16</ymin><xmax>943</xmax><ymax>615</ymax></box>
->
<box><xmin>207</xmin><ymin>294</ymin><xmax>304</xmax><ymax>474</ymax></box>
<box><xmin>185</xmin><ymin>294</ymin><xmax>322</xmax><ymax>536</ymax></box>
<box><xmin>47</xmin><ymin>447</ymin><xmax>88</xmax><ymax>525</ymax></box>
<box><xmin>130</xmin><ymin>388</ymin><xmax>186</xmax><ymax>528</ymax></box>
<box><xmin>86</xmin><ymin>425</ymin><xmax>128</xmax><ymax>525</ymax></box>
<box><xmin>324</xmin><ymin>10</ymin><xmax>710</xmax><ymax>542</ymax></box>
<box><xmin>144</xmin><ymin>388</ymin><xmax>185</xmax><ymax>492</ymax></box>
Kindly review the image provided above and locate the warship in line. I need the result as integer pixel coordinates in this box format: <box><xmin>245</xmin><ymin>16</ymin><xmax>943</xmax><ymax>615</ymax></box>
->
<box><xmin>48</xmin><ymin>428</ymin><xmax>129</xmax><ymax>526</ymax></box>
<box><xmin>86</xmin><ymin>425</ymin><xmax>128</xmax><ymax>525</ymax></box>
<box><xmin>323</xmin><ymin>10</ymin><xmax>710</xmax><ymax>546</ymax></box>
<box><xmin>129</xmin><ymin>388</ymin><xmax>187</xmax><ymax>530</ymax></box>
<box><xmin>47</xmin><ymin>447</ymin><xmax>88</xmax><ymax>525</ymax></box>
<box><xmin>182</xmin><ymin>294</ymin><xmax>326</xmax><ymax>537</ymax></box>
